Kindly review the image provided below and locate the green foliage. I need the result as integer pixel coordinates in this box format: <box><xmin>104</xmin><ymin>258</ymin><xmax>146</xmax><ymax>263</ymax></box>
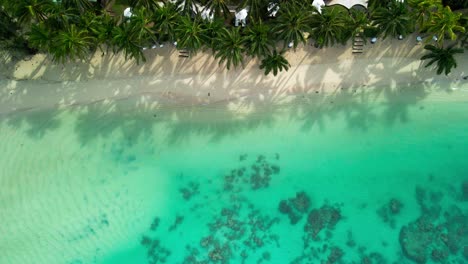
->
<box><xmin>239</xmin><ymin>0</ymin><xmax>268</xmax><ymax>21</ymax></box>
<box><xmin>50</xmin><ymin>24</ymin><xmax>96</xmax><ymax>63</ymax></box>
<box><xmin>424</xmin><ymin>6</ymin><xmax>465</xmax><ymax>44</ymax></box>
<box><xmin>112</xmin><ymin>22</ymin><xmax>146</xmax><ymax>64</ymax></box>
<box><xmin>371</xmin><ymin>0</ymin><xmax>414</xmax><ymax>38</ymax></box>
<box><xmin>310</xmin><ymin>6</ymin><xmax>350</xmax><ymax>48</ymax></box>
<box><xmin>213</xmin><ymin>27</ymin><xmax>245</xmax><ymax>70</ymax></box>
<box><xmin>12</xmin><ymin>0</ymin><xmax>54</xmax><ymax>25</ymax></box>
<box><xmin>200</xmin><ymin>17</ymin><xmax>225</xmax><ymax>48</ymax></box>
<box><xmin>80</xmin><ymin>11</ymin><xmax>116</xmax><ymax>49</ymax></box>
<box><xmin>176</xmin><ymin>0</ymin><xmax>199</xmax><ymax>16</ymax></box>
<box><xmin>242</xmin><ymin>19</ymin><xmax>274</xmax><ymax>58</ymax></box>
<box><xmin>175</xmin><ymin>16</ymin><xmax>208</xmax><ymax>52</ymax></box>
<box><xmin>349</xmin><ymin>8</ymin><xmax>371</xmax><ymax>31</ymax></box>
<box><xmin>408</xmin><ymin>0</ymin><xmax>442</xmax><ymax>29</ymax></box>
<box><xmin>45</xmin><ymin>4</ymin><xmax>80</xmax><ymax>31</ymax></box>
<box><xmin>421</xmin><ymin>44</ymin><xmax>464</xmax><ymax>75</ymax></box>
<box><xmin>129</xmin><ymin>0</ymin><xmax>160</xmax><ymax>12</ymax></box>
<box><xmin>27</xmin><ymin>22</ymin><xmax>52</xmax><ymax>51</ymax></box>
<box><xmin>368</xmin><ymin>0</ymin><xmax>394</xmax><ymax>10</ymax></box>
<box><xmin>259</xmin><ymin>49</ymin><xmax>289</xmax><ymax>76</ymax></box>
<box><xmin>1</xmin><ymin>0</ymin><xmax>466</xmax><ymax>76</ymax></box>
<box><xmin>0</xmin><ymin>9</ymin><xmax>19</xmax><ymax>41</ymax></box>
<box><xmin>442</xmin><ymin>0</ymin><xmax>468</xmax><ymax>10</ymax></box>
<box><xmin>203</xmin><ymin>0</ymin><xmax>230</xmax><ymax>19</ymax></box>
<box><xmin>152</xmin><ymin>2</ymin><xmax>181</xmax><ymax>42</ymax></box>
<box><xmin>128</xmin><ymin>7</ymin><xmax>158</xmax><ymax>46</ymax></box>
<box><xmin>61</xmin><ymin>0</ymin><xmax>94</xmax><ymax>13</ymax></box>
<box><xmin>273</xmin><ymin>3</ymin><xmax>311</xmax><ymax>49</ymax></box>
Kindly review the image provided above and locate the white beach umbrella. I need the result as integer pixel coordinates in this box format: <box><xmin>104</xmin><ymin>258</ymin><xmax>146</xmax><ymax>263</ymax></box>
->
<box><xmin>326</xmin><ymin>0</ymin><xmax>368</xmax><ymax>9</ymax></box>
<box><xmin>267</xmin><ymin>2</ymin><xmax>279</xmax><ymax>17</ymax></box>
<box><xmin>123</xmin><ymin>7</ymin><xmax>133</xmax><ymax>18</ymax></box>
<box><xmin>235</xmin><ymin>9</ymin><xmax>248</xmax><ymax>21</ymax></box>
<box><xmin>235</xmin><ymin>8</ymin><xmax>248</xmax><ymax>27</ymax></box>
<box><xmin>312</xmin><ymin>0</ymin><xmax>325</xmax><ymax>14</ymax></box>
<box><xmin>201</xmin><ymin>8</ymin><xmax>214</xmax><ymax>21</ymax></box>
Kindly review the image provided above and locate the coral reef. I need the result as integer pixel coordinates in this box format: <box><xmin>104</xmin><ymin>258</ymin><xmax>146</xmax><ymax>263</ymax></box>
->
<box><xmin>304</xmin><ymin>204</ymin><xmax>342</xmax><ymax>240</ymax></box>
<box><xmin>462</xmin><ymin>181</ymin><xmax>468</xmax><ymax>201</ymax></box>
<box><xmin>399</xmin><ymin>186</ymin><xmax>468</xmax><ymax>263</ymax></box>
<box><xmin>278</xmin><ymin>191</ymin><xmax>311</xmax><ymax>225</ymax></box>
<box><xmin>179</xmin><ymin>181</ymin><xmax>200</xmax><ymax>201</ymax></box>
<box><xmin>224</xmin><ymin>154</ymin><xmax>281</xmax><ymax>191</ymax></box>
<box><xmin>377</xmin><ymin>198</ymin><xmax>403</xmax><ymax>229</ymax></box>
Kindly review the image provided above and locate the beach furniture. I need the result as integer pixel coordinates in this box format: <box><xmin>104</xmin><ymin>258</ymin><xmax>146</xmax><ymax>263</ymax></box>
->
<box><xmin>352</xmin><ymin>30</ymin><xmax>364</xmax><ymax>54</ymax></box>
<box><xmin>235</xmin><ymin>8</ymin><xmax>248</xmax><ymax>27</ymax></box>
<box><xmin>179</xmin><ymin>50</ymin><xmax>190</xmax><ymax>58</ymax></box>
<box><xmin>416</xmin><ymin>36</ymin><xmax>423</xmax><ymax>45</ymax></box>
<box><xmin>267</xmin><ymin>2</ymin><xmax>279</xmax><ymax>17</ymax></box>
<box><xmin>123</xmin><ymin>7</ymin><xmax>133</xmax><ymax>18</ymax></box>
<box><xmin>201</xmin><ymin>8</ymin><xmax>214</xmax><ymax>22</ymax></box>
<box><xmin>313</xmin><ymin>0</ymin><xmax>326</xmax><ymax>14</ymax></box>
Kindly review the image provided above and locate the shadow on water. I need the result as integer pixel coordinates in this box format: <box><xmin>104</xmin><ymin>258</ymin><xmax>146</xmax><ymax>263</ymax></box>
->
<box><xmin>1</xmin><ymin>86</ymin><xmax>430</xmax><ymax>147</ymax></box>
<box><xmin>72</xmin><ymin>99</ymin><xmax>159</xmax><ymax>146</ymax></box>
<box><xmin>2</xmin><ymin>107</ymin><xmax>61</xmax><ymax>139</ymax></box>
<box><xmin>0</xmin><ymin>39</ymin><xmax>457</xmax><ymax>145</ymax></box>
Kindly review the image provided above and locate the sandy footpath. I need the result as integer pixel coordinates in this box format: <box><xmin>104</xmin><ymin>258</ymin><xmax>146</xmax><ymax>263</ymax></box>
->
<box><xmin>1</xmin><ymin>36</ymin><xmax>467</xmax><ymax>114</ymax></box>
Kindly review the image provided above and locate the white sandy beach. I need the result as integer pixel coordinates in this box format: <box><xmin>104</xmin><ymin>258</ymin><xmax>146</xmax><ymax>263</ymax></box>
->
<box><xmin>1</xmin><ymin>36</ymin><xmax>467</xmax><ymax>114</ymax></box>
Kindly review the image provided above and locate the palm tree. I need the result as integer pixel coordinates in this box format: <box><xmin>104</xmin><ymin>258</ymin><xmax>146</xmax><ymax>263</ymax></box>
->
<box><xmin>421</xmin><ymin>44</ymin><xmax>464</xmax><ymax>75</ymax></box>
<box><xmin>368</xmin><ymin>0</ymin><xmax>394</xmax><ymax>9</ymax></box>
<box><xmin>129</xmin><ymin>0</ymin><xmax>161</xmax><ymax>12</ymax></box>
<box><xmin>347</xmin><ymin>8</ymin><xmax>371</xmax><ymax>40</ymax></box>
<box><xmin>442</xmin><ymin>0</ymin><xmax>468</xmax><ymax>10</ymax></box>
<box><xmin>371</xmin><ymin>0</ymin><xmax>414</xmax><ymax>39</ymax></box>
<box><xmin>128</xmin><ymin>7</ymin><xmax>157</xmax><ymax>47</ymax></box>
<box><xmin>200</xmin><ymin>17</ymin><xmax>224</xmax><ymax>49</ymax></box>
<box><xmin>152</xmin><ymin>2</ymin><xmax>181</xmax><ymax>43</ymax></box>
<box><xmin>96</xmin><ymin>0</ymin><xmax>113</xmax><ymax>9</ymax></box>
<box><xmin>273</xmin><ymin>3</ymin><xmax>311</xmax><ymax>49</ymax></box>
<box><xmin>112</xmin><ymin>22</ymin><xmax>146</xmax><ymax>64</ymax></box>
<box><xmin>259</xmin><ymin>49</ymin><xmax>290</xmax><ymax>76</ymax></box>
<box><xmin>175</xmin><ymin>16</ymin><xmax>208</xmax><ymax>52</ymax></box>
<box><xmin>50</xmin><ymin>24</ymin><xmax>96</xmax><ymax>63</ymax></box>
<box><xmin>202</xmin><ymin>0</ymin><xmax>230</xmax><ymax>19</ymax></box>
<box><xmin>27</xmin><ymin>22</ymin><xmax>52</xmax><ymax>52</ymax></box>
<box><xmin>309</xmin><ymin>6</ymin><xmax>350</xmax><ymax>48</ymax></box>
<box><xmin>239</xmin><ymin>0</ymin><xmax>268</xmax><ymax>21</ymax></box>
<box><xmin>213</xmin><ymin>27</ymin><xmax>246</xmax><ymax>70</ymax></box>
<box><xmin>408</xmin><ymin>0</ymin><xmax>441</xmax><ymax>30</ymax></box>
<box><xmin>61</xmin><ymin>0</ymin><xmax>94</xmax><ymax>13</ymax></box>
<box><xmin>0</xmin><ymin>8</ymin><xmax>18</xmax><ymax>41</ymax></box>
<box><xmin>80</xmin><ymin>11</ymin><xmax>116</xmax><ymax>52</ymax></box>
<box><xmin>424</xmin><ymin>5</ymin><xmax>465</xmax><ymax>45</ymax></box>
<box><xmin>242</xmin><ymin>19</ymin><xmax>274</xmax><ymax>58</ymax></box>
<box><xmin>12</xmin><ymin>0</ymin><xmax>53</xmax><ymax>25</ymax></box>
<box><xmin>45</xmin><ymin>3</ymin><xmax>80</xmax><ymax>31</ymax></box>
<box><xmin>177</xmin><ymin>0</ymin><xmax>199</xmax><ymax>16</ymax></box>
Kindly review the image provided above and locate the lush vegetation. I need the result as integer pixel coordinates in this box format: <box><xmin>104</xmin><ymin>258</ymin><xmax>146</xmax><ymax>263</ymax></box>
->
<box><xmin>0</xmin><ymin>0</ymin><xmax>467</xmax><ymax>75</ymax></box>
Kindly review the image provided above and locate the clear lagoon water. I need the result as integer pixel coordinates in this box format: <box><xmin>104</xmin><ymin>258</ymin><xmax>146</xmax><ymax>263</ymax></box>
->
<box><xmin>0</xmin><ymin>85</ymin><xmax>467</xmax><ymax>264</ymax></box>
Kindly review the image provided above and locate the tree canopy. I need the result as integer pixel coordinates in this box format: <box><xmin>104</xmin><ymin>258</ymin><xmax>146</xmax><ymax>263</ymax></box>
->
<box><xmin>0</xmin><ymin>0</ymin><xmax>466</xmax><ymax>76</ymax></box>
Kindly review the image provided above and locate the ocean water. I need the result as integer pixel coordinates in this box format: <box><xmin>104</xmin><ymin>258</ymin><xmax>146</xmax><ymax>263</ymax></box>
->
<box><xmin>0</xmin><ymin>85</ymin><xmax>467</xmax><ymax>264</ymax></box>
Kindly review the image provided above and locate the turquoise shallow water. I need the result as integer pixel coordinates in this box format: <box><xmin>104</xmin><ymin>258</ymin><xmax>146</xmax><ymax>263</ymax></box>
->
<box><xmin>0</xmin><ymin>86</ymin><xmax>467</xmax><ymax>264</ymax></box>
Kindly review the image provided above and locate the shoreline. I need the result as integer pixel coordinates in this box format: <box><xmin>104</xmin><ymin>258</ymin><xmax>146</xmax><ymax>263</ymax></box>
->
<box><xmin>1</xmin><ymin>35</ymin><xmax>468</xmax><ymax>115</ymax></box>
